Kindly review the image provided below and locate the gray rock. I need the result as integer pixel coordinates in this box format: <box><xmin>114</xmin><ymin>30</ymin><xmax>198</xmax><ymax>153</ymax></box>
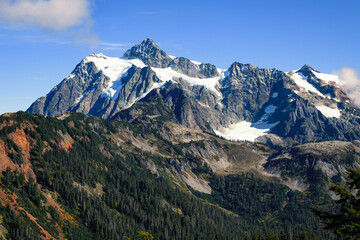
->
<box><xmin>27</xmin><ymin>56</ymin><xmax>162</xmax><ymax>119</ymax></box>
<box><xmin>123</xmin><ymin>38</ymin><xmax>172</xmax><ymax>68</ymax></box>
<box><xmin>28</xmin><ymin>61</ymin><xmax>105</xmax><ymax>117</ymax></box>
<box><xmin>168</xmin><ymin>57</ymin><xmax>218</xmax><ymax>78</ymax></box>
<box><xmin>264</xmin><ymin>140</ymin><xmax>360</xmax><ymax>190</ymax></box>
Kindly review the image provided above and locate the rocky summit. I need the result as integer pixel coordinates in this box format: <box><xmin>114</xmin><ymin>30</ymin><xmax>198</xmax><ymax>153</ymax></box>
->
<box><xmin>27</xmin><ymin>38</ymin><xmax>360</xmax><ymax>145</ymax></box>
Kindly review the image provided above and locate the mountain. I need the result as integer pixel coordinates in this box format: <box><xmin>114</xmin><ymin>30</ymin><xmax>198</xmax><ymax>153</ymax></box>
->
<box><xmin>27</xmin><ymin>38</ymin><xmax>360</xmax><ymax>145</ymax></box>
<box><xmin>4</xmin><ymin>38</ymin><xmax>359</xmax><ymax>239</ymax></box>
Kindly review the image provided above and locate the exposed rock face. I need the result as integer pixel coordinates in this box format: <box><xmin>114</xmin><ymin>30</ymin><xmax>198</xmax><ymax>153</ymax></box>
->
<box><xmin>220</xmin><ymin>62</ymin><xmax>293</xmax><ymax>122</ymax></box>
<box><xmin>264</xmin><ymin>140</ymin><xmax>360</xmax><ymax>191</ymax></box>
<box><xmin>271</xmin><ymin>98</ymin><xmax>360</xmax><ymax>143</ymax></box>
<box><xmin>27</xmin><ymin>61</ymin><xmax>104</xmax><ymax>117</ymax></box>
<box><xmin>28</xmin><ymin>56</ymin><xmax>161</xmax><ymax>119</ymax></box>
<box><xmin>297</xmin><ymin>64</ymin><xmax>348</xmax><ymax>102</ymax></box>
<box><xmin>199</xmin><ymin>63</ymin><xmax>219</xmax><ymax>78</ymax></box>
<box><xmin>89</xmin><ymin>66</ymin><xmax>162</xmax><ymax>118</ymax></box>
<box><xmin>27</xmin><ymin>38</ymin><xmax>360</xmax><ymax>144</ymax></box>
<box><xmin>123</xmin><ymin>38</ymin><xmax>172</xmax><ymax>68</ymax></box>
<box><xmin>169</xmin><ymin>57</ymin><xmax>219</xmax><ymax>78</ymax></box>
<box><xmin>126</xmin><ymin>83</ymin><xmax>215</xmax><ymax>131</ymax></box>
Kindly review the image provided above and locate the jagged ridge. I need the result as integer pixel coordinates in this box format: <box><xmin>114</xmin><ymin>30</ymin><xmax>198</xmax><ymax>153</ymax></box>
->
<box><xmin>27</xmin><ymin>38</ymin><xmax>360</xmax><ymax>144</ymax></box>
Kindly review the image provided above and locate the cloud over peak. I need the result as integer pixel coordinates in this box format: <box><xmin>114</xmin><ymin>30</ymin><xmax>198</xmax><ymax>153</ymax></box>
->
<box><xmin>0</xmin><ymin>0</ymin><xmax>92</xmax><ymax>30</ymax></box>
<box><xmin>339</xmin><ymin>68</ymin><xmax>360</xmax><ymax>108</ymax></box>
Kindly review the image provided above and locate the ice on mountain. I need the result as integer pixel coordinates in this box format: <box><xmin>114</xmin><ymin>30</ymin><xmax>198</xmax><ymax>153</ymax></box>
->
<box><xmin>271</xmin><ymin>92</ymin><xmax>278</xmax><ymax>98</ymax></box>
<box><xmin>84</xmin><ymin>54</ymin><xmax>145</xmax><ymax>100</ymax></box>
<box><xmin>290</xmin><ymin>72</ymin><xmax>325</xmax><ymax>97</ymax></box>
<box><xmin>312</xmin><ymin>70</ymin><xmax>342</xmax><ymax>85</ymax></box>
<box><xmin>215</xmin><ymin>104</ymin><xmax>279</xmax><ymax>142</ymax></box>
<box><xmin>316</xmin><ymin>105</ymin><xmax>341</xmax><ymax>118</ymax></box>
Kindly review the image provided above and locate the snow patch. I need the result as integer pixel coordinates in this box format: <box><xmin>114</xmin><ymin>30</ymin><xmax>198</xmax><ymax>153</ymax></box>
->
<box><xmin>215</xmin><ymin>104</ymin><xmax>279</xmax><ymax>141</ymax></box>
<box><xmin>167</xmin><ymin>54</ymin><xmax>202</xmax><ymax>65</ymax></box>
<box><xmin>264</xmin><ymin>104</ymin><xmax>277</xmax><ymax>114</ymax></box>
<box><xmin>312</xmin><ymin>70</ymin><xmax>342</xmax><ymax>85</ymax></box>
<box><xmin>324</xmin><ymin>93</ymin><xmax>331</xmax><ymax>99</ymax></box>
<box><xmin>190</xmin><ymin>59</ymin><xmax>202</xmax><ymax>65</ymax></box>
<box><xmin>271</xmin><ymin>92</ymin><xmax>278</xmax><ymax>98</ymax></box>
<box><xmin>316</xmin><ymin>105</ymin><xmax>341</xmax><ymax>118</ymax></box>
<box><xmin>215</xmin><ymin>121</ymin><xmax>278</xmax><ymax>142</ymax></box>
<box><xmin>258</xmin><ymin>104</ymin><xmax>277</xmax><ymax>122</ymax></box>
<box><xmin>152</xmin><ymin>67</ymin><xmax>226</xmax><ymax>98</ymax></box>
<box><xmin>168</xmin><ymin>54</ymin><xmax>176</xmax><ymax>60</ymax></box>
<box><xmin>74</xmin><ymin>88</ymin><xmax>95</xmax><ymax>105</ymax></box>
<box><xmin>125</xmin><ymin>82</ymin><xmax>165</xmax><ymax>109</ymax></box>
<box><xmin>290</xmin><ymin>72</ymin><xmax>325</xmax><ymax>97</ymax></box>
<box><xmin>84</xmin><ymin>53</ymin><xmax>145</xmax><ymax>100</ymax></box>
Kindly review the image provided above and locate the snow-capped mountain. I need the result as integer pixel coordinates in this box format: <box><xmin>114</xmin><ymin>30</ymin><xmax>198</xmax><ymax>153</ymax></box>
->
<box><xmin>27</xmin><ymin>38</ymin><xmax>360</xmax><ymax>145</ymax></box>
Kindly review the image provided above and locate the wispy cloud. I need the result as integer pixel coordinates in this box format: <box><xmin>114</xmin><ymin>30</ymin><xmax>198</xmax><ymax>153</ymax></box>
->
<box><xmin>0</xmin><ymin>0</ymin><xmax>98</xmax><ymax>46</ymax></box>
<box><xmin>99</xmin><ymin>42</ymin><xmax>131</xmax><ymax>48</ymax></box>
<box><xmin>0</xmin><ymin>1</ymin><xmax>135</xmax><ymax>50</ymax></box>
<box><xmin>0</xmin><ymin>33</ymin><xmax>71</xmax><ymax>44</ymax></box>
<box><xmin>338</xmin><ymin>68</ymin><xmax>360</xmax><ymax>108</ymax></box>
<box><xmin>0</xmin><ymin>33</ymin><xmax>131</xmax><ymax>51</ymax></box>
<box><xmin>96</xmin><ymin>42</ymin><xmax>132</xmax><ymax>51</ymax></box>
<box><xmin>0</xmin><ymin>0</ymin><xmax>92</xmax><ymax>30</ymax></box>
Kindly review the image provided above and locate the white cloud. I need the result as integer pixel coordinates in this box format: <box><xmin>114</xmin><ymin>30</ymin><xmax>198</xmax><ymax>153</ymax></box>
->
<box><xmin>0</xmin><ymin>0</ymin><xmax>92</xmax><ymax>30</ymax></box>
<box><xmin>338</xmin><ymin>68</ymin><xmax>360</xmax><ymax>107</ymax></box>
<box><xmin>0</xmin><ymin>33</ymin><xmax>131</xmax><ymax>51</ymax></box>
<box><xmin>99</xmin><ymin>42</ymin><xmax>130</xmax><ymax>48</ymax></box>
<box><xmin>96</xmin><ymin>42</ymin><xmax>132</xmax><ymax>51</ymax></box>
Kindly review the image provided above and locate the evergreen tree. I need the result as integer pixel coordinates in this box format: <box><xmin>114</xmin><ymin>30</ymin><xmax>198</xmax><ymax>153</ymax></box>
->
<box><xmin>313</xmin><ymin>168</ymin><xmax>360</xmax><ymax>238</ymax></box>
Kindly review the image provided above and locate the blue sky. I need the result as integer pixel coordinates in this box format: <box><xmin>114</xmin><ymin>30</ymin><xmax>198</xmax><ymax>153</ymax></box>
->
<box><xmin>0</xmin><ymin>0</ymin><xmax>359</xmax><ymax>114</ymax></box>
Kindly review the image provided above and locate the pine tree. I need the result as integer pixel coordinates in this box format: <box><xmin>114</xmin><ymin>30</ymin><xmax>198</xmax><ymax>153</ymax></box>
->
<box><xmin>313</xmin><ymin>168</ymin><xmax>360</xmax><ymax>238</ymax></box>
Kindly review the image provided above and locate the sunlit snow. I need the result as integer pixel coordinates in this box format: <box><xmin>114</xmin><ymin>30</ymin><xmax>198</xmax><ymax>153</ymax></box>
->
<box><xmin>311</xmin><ymin>71</ymin><xmax>342</xmax><ymax>85</ymax></box>
<box><xmin>190</xmin><ymin>59</ymin><xmax>202</xmax><ymax>65</ymax></box>
<box><xmin>167</xmin><ymin>54</ymin><xmax>202</xmax><ymax>65</ymax></box>
<box><xmin>125</xmin><ymin>82</ymin><xmax>165</xmax><ymax>109</ymax></box>
<box><xmin>316</xmin><ymin>105</ymin><xmax>341</xmax><ymax>118</ymax></box>
<box><xmin>85</xmin><ymin>53</ymin><xmax>225</xmax><ymax>101</ymax></box>
<box><xmin>215</xmin><ymin>104</ymin><xmax>278</xmax><ymax>142</ymax></box>
<box><xmin>84</xmin><ymin>53</ymin><xmax>145</xmax><ymax>100</ymax></box>
<box><xmin>168</xmin><ymin>54</ymin><xmax>176</xmax><ymax>60</ymax></box>
<box><xmin>152</xmin><ymin>67</ymin><xmax>226</xmax><ymax>98</ymax></box>
<box><xmin>215</xmin><ymin>121</ymin><xmax>278</xmax><ymax>142</ymax></box>
<box><xmin>290</xmin><ymin>72</ymin><xmax>325</xmax><ymax>97</ymax></box>
<box><xmin>264</xmin><ymin>104</ymin><xmax>277</xmax><ymax>114</ymax></box>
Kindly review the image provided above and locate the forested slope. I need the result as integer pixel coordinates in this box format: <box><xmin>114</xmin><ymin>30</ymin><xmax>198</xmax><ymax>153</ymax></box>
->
<box><xmin>0</xmin><ymin>111</ymin><xmax>338</xmax><ymax>239</ymax></box>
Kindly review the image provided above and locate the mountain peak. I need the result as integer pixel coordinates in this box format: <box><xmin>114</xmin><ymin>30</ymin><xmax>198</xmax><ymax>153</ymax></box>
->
<box><xmin>122</xmin><ymin>38</ymin><xmax>172</xmax><ymax>68</ymax></box>
<box><xmin>300</xmin><ymin>64</ymin><xmax>315</xmax><ymax>72</ymax></box>
<box><xmin>141</xmin><ymin>38</ymin><xmax>157</xmax><ymax>47</ymax></box>
<box><xmin>298</xmin><ymin>64</ymin><xmax>318</xmax><ymax>76</ymax></box>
